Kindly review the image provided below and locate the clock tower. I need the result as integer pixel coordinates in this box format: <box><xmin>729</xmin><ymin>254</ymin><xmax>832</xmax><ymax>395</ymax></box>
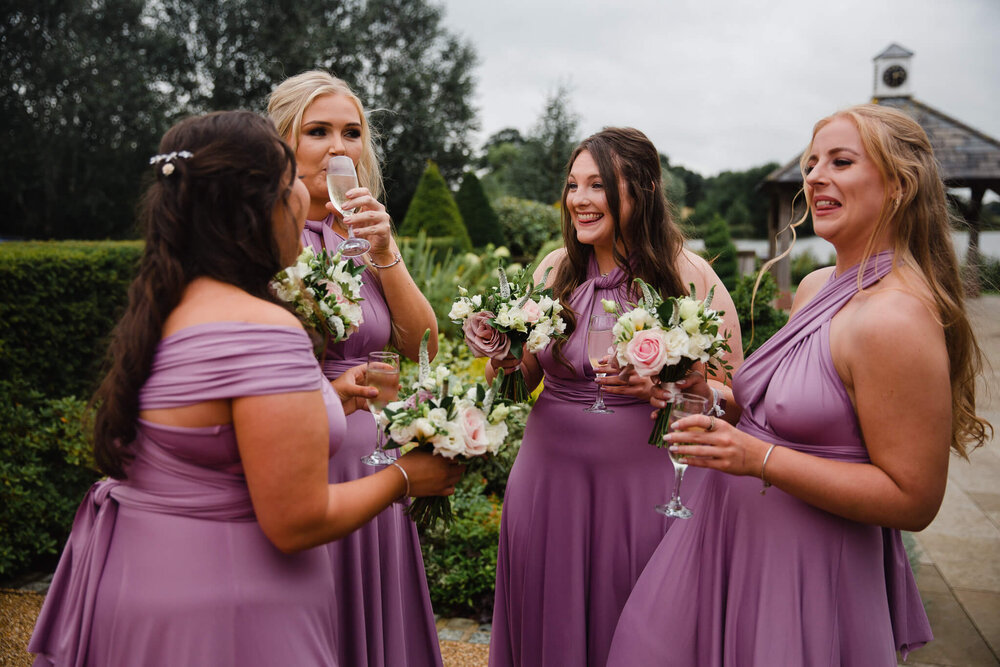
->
<box><xmin>873</xmin><ymin>43</ymin><xmax>914</xmax><ymax>99</ymax></box>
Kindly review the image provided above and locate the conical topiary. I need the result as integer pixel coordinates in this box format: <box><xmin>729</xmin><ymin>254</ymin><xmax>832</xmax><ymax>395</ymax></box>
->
<box><xmin>399</xmin><ymin>160</ymin><xmax>472</xmax><ymax>251</ymax></box>
<box><xmin>455</xmin><ymin>171</ymin><xmax>505</xmax><ymax>248</ymax></box>
<box><xmin>702</xmin><ymin>213</ymin><xmax>739</xmax><ymax>291</ymax></box>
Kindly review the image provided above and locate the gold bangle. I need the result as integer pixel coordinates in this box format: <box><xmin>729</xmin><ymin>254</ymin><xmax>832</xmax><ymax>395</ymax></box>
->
<box><xmin>370</xmin><ymin>251</ymin><xmax>402</xmax><ymax>269</ymax></box>
<box><xmin>760</xmin><ymin>444</ymin><xmax>776</xmax><ymax>495</ymax></box>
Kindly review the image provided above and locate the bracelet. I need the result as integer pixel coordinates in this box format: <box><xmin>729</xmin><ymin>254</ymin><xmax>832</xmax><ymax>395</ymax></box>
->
<box><xmin>390</xmin><ymin>461</ymin><xmax>410</xmax><ymax>500</ymax></box>
<box><xmin>370</xmin><ymin>251</ymin><xmax>402</xmax><ymax>269</ymax></box>
<box><xmin>709</xmin><ymin>387</ymin><xmax>727</xmax><ymax>416</ymax></box>
<box><xmin>760</xmin><ymin>444</ymin><xmax>776</xmax><ymax>495</ymax></box>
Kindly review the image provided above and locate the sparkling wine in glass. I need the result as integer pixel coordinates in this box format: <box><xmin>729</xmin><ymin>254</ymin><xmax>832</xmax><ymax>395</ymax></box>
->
<box><xmin>583</xmin><ymin>313</ymin><xmax>617</xmax><ymax>414</ymax></box>
<box><xmin>655</xmin><ymin>393</ymin><xmax>709</xmax><ymax>519</ymax></box>
<box><xmin>361</xmin><ymin>351</ymin><xmax>400</xmax><ymax>466</ymax></box>
<box><xmin>326</xmin><ymin>155</ymin><xmax>371</xmax><ymax>258</ymax></box>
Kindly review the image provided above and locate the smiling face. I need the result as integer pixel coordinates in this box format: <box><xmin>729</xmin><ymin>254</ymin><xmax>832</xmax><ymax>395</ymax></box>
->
<box><xmin>565</xmin><ymin>150</ymin><xmax>633</xmax><ymax>252</ymax></box>
<box><xmin>804</xmin><ymin>115</ymin><xmax>890</xmax><ymax>259</ymax></box>
<box><xmin>294</xmin><ymin>93</ymin><xmax>364</xmax><ymax>220</ymax></box>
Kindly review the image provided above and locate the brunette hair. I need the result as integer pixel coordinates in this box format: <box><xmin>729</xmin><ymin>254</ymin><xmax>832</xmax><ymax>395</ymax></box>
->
<box><xmin>267</xmin><ymin>69</ymin><xmax>383</xmax><ymax>200</ymax></box>
<box><xmin>550</xmin><ymin>127</ymin><xmax>687</xmax><ymax>363</ymax></box>
<box><xmin>92</xmin><ymin>110</ymin><xmax>297</xmax><ymax>478</ymax></box>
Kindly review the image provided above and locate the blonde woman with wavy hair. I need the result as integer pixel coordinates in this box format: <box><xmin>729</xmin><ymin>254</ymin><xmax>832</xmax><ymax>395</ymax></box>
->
<box><xmin>268</xmin><ymin>71</ymin><xmax>446</xmax><ymax>667</ymax></box>
<box><xmin>607</xmin><ymin>104</ymin><xmax>992</xmax><ymax>666</ymax></box>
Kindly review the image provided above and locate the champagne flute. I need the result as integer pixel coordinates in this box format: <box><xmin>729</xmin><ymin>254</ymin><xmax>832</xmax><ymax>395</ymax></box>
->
<box><xmin>655</xmin><ymin>393</ymin><xmax>709</xmax><ymax>519</ymax></box>
<box><xmin>583</xmin><ymin>313</ymin><xmax>617</xmax><ymax>414</ymax></box>
<box><xmin>326</xmin><ymin>155</ymin><xmax>371</xmax><ymax>257</ymax></box>
<box><xmin>361</xmin><ymin>351</ymin><xmax>400</xmax><ymax>466</ymax></box>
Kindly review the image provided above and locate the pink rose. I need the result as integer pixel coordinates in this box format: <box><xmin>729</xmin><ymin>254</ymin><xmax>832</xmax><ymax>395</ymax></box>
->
<box><xmin>520</xmin><ymin>298</ymin><xmax>542</xmax><ymax>323</ymax></box>
<box><xmin>319</xmin><ymin>279</ymin><xmax>347</xmax><ymax>303</ymax></box>
<box><xmin>456</xmin><ymin>405</ymin><xmax>490</xmax><ymax>456</ymax></box>
<box><xmin>624</xmin><ymin>328</ymin><xmax>670</xmax><ymax>377</ymax></box>
<box><xmin>463</xmin><ymin>311</ymin><xmax>511</xmax><ymax>359</ymax></box>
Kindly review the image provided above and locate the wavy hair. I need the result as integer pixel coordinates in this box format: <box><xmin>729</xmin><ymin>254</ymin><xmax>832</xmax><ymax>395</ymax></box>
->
<box><xmin>765</xmin><ymin>104</ymin><xmax>990</xmax><ymax>458</ymax></box>
<box><xmin>92</xmin><ymin>111</ymin><xmax>297</xmax><ymax>478</ymax></box>
<box><xmin>267</xmin><ymin>69</ymin><xmax>383</xmax><ymax>200</ymax></box>
<box><xmin>550</xmin><ymin>127</ymin><xmax>687</xmax><ymax>365</ymax></box>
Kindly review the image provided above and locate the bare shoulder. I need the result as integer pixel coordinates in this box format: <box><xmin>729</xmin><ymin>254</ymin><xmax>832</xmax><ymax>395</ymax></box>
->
<box><xmin>790</xmin><ymin>266</ymin><xmax>836</xmax><ymax>315</ymax></box>
<box><xmin>162</xmin><ymin>278</ymin><xmax>303</xmax><ymax>337</ymax></box>
<box><xmin>675</xmin><ymin>247</ymin><xmax>717</xmax><ymax>292</ymax></box>
<box><xmin>534</xmin><ymin>247</ymin><xmax>567</xmax><ymax>287</ymax></box>
<box><xmin>852</xmin><ymin>271</ymin><xmax>941</xmax><ymax>342</ymax></box>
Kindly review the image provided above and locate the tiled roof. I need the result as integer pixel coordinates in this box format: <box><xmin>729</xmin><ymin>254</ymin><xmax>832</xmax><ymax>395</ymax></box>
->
<box><xmin>765</xmin><ymin>97</ymin><xmax>1000</xmax><ymax>186</ymax></box>
<box><xmin>874</xmin><ymin>43</ymin><xmax>914</xmax><ymax>60</ymax></box>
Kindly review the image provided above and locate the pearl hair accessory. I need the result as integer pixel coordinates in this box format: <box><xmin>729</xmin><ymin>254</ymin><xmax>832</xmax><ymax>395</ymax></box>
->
<box><xmin>149</xmin><ymin>151</ymin><xmax>194</xmax><ymax>176</ymax></box>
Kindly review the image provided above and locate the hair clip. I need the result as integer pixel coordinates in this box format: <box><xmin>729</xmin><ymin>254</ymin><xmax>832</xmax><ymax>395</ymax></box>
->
<box><xmin>149</xmin><ymin>150</ymin><xmax>194</xmax><ymax>176</ymax></box>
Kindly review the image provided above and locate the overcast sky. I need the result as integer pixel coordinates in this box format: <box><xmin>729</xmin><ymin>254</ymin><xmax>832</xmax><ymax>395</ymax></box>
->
<box><xmin>438</xmin><ymin>0</ymin><xmax>1000</xmax><ymax>178</ymax></box>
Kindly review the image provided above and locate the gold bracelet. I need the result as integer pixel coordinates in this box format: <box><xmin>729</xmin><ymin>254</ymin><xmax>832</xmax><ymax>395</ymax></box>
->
<box><xmin>370</xmin><ymin>251</ymin><xmax>402</xmax><ymax>269</ymax></box>
<box><xmin>760</xmin><ymin>444</ymin><xmax>776</xmax><ymax>495</ymax></box>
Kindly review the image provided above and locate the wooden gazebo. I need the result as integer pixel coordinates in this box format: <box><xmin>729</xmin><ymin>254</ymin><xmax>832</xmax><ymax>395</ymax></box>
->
<box><xmin>762</xmin><ymin>44</ymin><xmax>1000</xmax><ymax>295</ymax></box>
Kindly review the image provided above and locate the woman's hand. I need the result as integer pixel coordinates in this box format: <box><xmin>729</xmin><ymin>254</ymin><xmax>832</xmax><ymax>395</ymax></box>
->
<box><xmin>331</xmin><ymin>363</ymin><xmax>378</xmax><ymax>416</ymax></box>
<box><xmin>395</xmin><ymin>450</ymin><xmax>466</xmax><ymax>497</ymax></box>
<box><xmin>662</xmin><ymin>413</ymin><xmax>771</xmax><ymax>478</ymax></box>
<box><xmin>489</xmin><ymin>353</ymin><xmax>522</xmax><ymax>375</ymax></box>
<box><xmin>599</xmin><ymin>361</ymin><xmax>658</xmax><ymax>401</ymax></box>
<box><xmin>325</xmin><ymin>187</ymin><xmax>395</xmax><ymax>263</ymax></box>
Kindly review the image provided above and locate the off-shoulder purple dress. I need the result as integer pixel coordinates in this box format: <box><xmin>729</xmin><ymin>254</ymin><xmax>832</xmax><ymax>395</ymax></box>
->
<box><xmin>29</xmin><ymin>323</ymin><xmax>345</xmax><ymax>666</ymax></box>
<box><xmin>302</xmin><ymin>217</ymin><xmax>442</xmax><ymax>667</ymax></box>
<box><xmin>490</xmin><ymin>257</ymin><xmax>705</xmax><ymax>667</ymax></box>
<box><xmin>606</xmin><ymin>252</ymin><xmax>933</xmax><ymax>666</ymax></box>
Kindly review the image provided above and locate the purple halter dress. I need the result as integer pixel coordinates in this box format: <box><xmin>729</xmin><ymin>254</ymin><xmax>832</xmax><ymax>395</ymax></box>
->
<box><xmin>29</xmin><ymin>323</ymin><xmax>345</xmax><ymax>666</ymax></box>
<box><xmin>490</xmin><ymin>256</ymin><xmax>706</xmax><ymax>667</ymax></box>
<box><xmin>301</xmin><ymin>217</ymin><xmax>442</xmax><ymax>667</ymax></box>
<box><xmin>606</xmin><ymin>252</ymin><xmax>933</xmax><ymax>666</ymax></box>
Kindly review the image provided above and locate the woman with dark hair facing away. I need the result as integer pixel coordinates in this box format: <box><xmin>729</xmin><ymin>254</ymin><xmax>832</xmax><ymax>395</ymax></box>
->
<box><xmin>606</xmin><ymin>104</ymin><xmax>993</xmax><ymax>666</ymax></box>
<box><xmin>28</xmin><ymin>110</ymin><xmax>462</xmax><ymax>666</ymax></box>
<box><xmin>488</xmin><ymin>126</ymin><xmax>744</xmax><ymax>667</ymax></box>
<box><xmin>268</xmin><ymin>70</ymin><xmax>446</xmax><ymax>667</ymax></box>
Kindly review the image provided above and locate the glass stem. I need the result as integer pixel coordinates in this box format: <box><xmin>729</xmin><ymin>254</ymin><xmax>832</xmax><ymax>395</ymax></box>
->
<box><xmin>594</xmin><ymin>372</ymin><xmax>607</xmax><ymax>409</ymax></box>
<box><xmin>670</xmin><ymin>464</ymin><xmax>686</xmax><ymax>509</ymax></box>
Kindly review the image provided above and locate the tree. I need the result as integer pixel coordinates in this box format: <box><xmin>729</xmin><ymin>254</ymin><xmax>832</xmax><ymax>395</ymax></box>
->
<box><xmin>702</xmin><ymin>214</ymin><xmax>739</xmax><ymax>291</ymax></box>
<box><xmin>399</xmin><ymin>160</ymin><xmax>471</xmax><ymax>250</ymax></box>
<box><xmin>480</xmin><ymin>86</ymin><xmax>579</xmax><ymax>205</ymax></box>
<box><xmin>455</xmin><ymin>172</ymin><xmax>505</xmax><ymax>248</ymax></box>
<box><xmin>492</xmin><ymin>196</ymin><xmax>560</xmax><ymax>260</ymax></box>
<box><xmin>1</xmin><ymin>0</ymin><xmax>180</xmax><ymax>238</ymax></box>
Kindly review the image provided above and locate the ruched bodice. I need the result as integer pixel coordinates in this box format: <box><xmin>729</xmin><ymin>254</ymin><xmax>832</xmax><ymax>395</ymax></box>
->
<box><xmin>30</xmin><ymin>322</ymin><xmax>345</xmax><ymax>666</ymax></box>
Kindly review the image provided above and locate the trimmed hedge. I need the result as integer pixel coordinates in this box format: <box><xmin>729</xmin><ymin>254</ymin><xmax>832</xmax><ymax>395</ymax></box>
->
<box><xmin>399</xmin><ymin>161</ymin><xmax>472</xmax><ymax>250</ymax></box>
<box><xmin>0</xmin><ymin>241</ymin><xmax>141</xmax><ymax>397</ymax></box>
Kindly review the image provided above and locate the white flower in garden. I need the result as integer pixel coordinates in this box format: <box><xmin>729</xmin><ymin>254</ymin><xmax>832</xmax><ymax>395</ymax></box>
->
<box><xmin>493</xmin><ymin>246</ymin><xmax>511</xmax><ymax>259</ymax></box>
<box><xmin>434</xmin><ymin>365</ymin><xmax>451</xmax><ymax>382</ymax></box>
<box><xmin>463</xmin><ymin>253</ymin><xmax>481</xmax><ymax>267</ymax></box>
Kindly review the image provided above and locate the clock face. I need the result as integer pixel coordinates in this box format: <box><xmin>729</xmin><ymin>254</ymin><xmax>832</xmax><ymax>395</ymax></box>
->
<box><xmin>883</xmin><ymin>65</ymin><xmax>907</xmax><ymax>88</ymax></box>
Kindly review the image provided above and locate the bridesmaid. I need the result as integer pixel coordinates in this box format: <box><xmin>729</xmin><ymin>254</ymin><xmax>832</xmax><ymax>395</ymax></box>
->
<box><xmin>28</xmin><ymin>111</ymin><xmax>462</xmax><ymax>666</ymax></box>
<box><xmin>488</xmin><ymin>127</ymin><xmax>744</xmax><ymax>667</ymax></box>
<box><xmin>268</xmin><ymin>70</ymin><xmax>445</xmax><ymax>667</ymax></box>
<box><xmin>607</xmin><ymin>105</ymin><xmax>992</xmax><ymax>665</ymax></box>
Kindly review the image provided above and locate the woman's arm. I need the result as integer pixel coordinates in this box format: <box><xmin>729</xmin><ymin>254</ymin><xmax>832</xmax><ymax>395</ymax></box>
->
<box><xmin>332</xmin><ymin>194</ymin><xmax>438</xmax><ymax>361</ymax></box>
<box><xmin>235</xmin><ymin>388</ymin><xmax>464</xmax><ymax>553</ymax></box>
<box><xmin>665</xmin><ymin>287</ymin><xmax>952</xmax><ymax>531</ymax></box>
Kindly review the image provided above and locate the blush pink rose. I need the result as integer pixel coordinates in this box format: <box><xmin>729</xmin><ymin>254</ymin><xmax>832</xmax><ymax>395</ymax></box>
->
<box><xmin>456</xmin><ymin>405</ymin><xmax>490</xmax><ymax>456</ymax></box>
<box><xmin>520</xmin><ymin>298</ymin><xmax>542</xmax><ymax>323</ymax></box>
<box><xmin>463</xmin><ymin>311</ymin><xmax>511</xmax><ymax>359</ymax></box>
<box><xmin>624</xmin><ymin>328</ymin><xmax>670</xmax><ymax>377</ymax></box>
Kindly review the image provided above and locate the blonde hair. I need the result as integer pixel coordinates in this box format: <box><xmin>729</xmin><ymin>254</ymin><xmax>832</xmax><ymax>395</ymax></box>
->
<box><xmin>765</xmin><ymin>104</ymin><xmax>990</xmax><ymax>458</ymax></box>
<box><xmin>267</xmin><ymin>70</ymin><xmax>384</xmax><ymax>201</ymax></box>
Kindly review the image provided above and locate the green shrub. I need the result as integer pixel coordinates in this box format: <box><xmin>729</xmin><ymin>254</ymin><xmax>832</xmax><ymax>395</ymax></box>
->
<box><xmin>732</xmin><ymin>270</ymin><xmax>789</xmax><ymax>357</ymax></box>
<box><xmin>420</xmin><ymin>479</ymin><xmax>502</xmax><ymax>620</ymax></box>
<box><xmin>701</xmin><ymin>214</ymin><xmax>739</xmax><ymax>291</ymax></box>
<box><xmin>790</xmin><ymin>249</ymin><xmax>834</xmax><ymax>286</ymax></box>
<box><xmin>492</xmin><ymin>196</ymin><xmax>560</xmax><ymax>261</ymax></box>
<box><xmin>455</xmin><ymin>172</ymin><xmax>505</xmax><ymax>248</ymax></box>
<box><xmin>399</xmin><ymin>161</ymin><xmax>472</xmax><ymax>250</ymax></box>
<box><xmin>0</xmin><ymin>241</ymin><xmax>141</xmax><ymax>397</ymax></box>
<box><xmin>0</xmin><ymin>384</ymin><xmax>101</xmax><ymax>576</ymax></box>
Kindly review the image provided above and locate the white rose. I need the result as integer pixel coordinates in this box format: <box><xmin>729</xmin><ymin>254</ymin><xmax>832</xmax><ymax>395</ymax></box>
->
<box><xmin>431</xmin><ymin>427</ymin><xmax>465</xmax><ymax>458</ymax></box>
<box><xmin>485</xmin><ymin>421</ymin><xmax>508</xmax><ymax>454</ymax></box>
<box><xmin>661</xmin><ymin>328</ymin><xmax>690</xmax><ymax>367</ymax></box>
<box><xmin>686</xmin><ymin>332</ymin><xmax>715</xmax><ymax>362</ymax></box>
<box><xmin>388</xmin><ymin>421</ymin><xmax>417</xmax><ymax>445</ymax></box>
<box><xmin>526</xmin><ymin>328</ymin><xmax>550</xmax><ymax>353</ymax></box>
<box><xmin>449</xmin><ymin>299</ymin><xmax>473</xmax><ymax>321</ymax></box>
<box><xmin>678</xmin><ymin>298</ymin><xmax>701</xmax><ymax>321</ymax></box>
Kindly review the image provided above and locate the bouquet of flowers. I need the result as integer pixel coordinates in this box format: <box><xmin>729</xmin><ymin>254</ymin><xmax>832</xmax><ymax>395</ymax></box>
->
<box><xmin>380</xmin><ymin>332</ymin><xmax>515</xmax><ymax>528</ymax></box>
<box><xmin>449</xmin><ymin>262</ymin><xmax>566</xmax><ymax>401</ymax></box>
<box><xmin>270</xmin><ymin>246</ymin><xmax>366</xmax><ymax>344</ymax></box>
<box><xmin>607</xmin><ymin>279</ymin><xmax>732</xmax><ymax>445</ymax></box>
